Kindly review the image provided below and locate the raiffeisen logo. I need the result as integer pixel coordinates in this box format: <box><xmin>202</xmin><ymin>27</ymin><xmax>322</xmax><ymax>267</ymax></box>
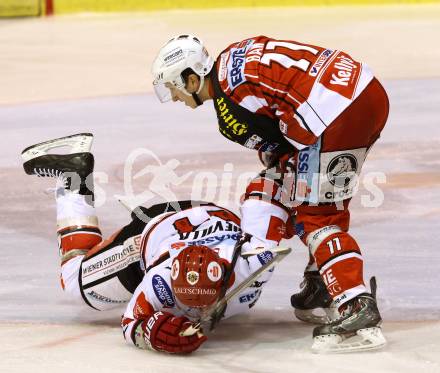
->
<box><xmin>309</xmin><ymin>49</ymin><xmax>334</xmax><ymax>77</ymax></box>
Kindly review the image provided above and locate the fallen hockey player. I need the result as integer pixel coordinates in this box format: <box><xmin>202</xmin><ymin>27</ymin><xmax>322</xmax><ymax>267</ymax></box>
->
<box><xmin>21</xmin><ymin>133</ymin><xmax>293</xmax><ymax>354</ymax></box>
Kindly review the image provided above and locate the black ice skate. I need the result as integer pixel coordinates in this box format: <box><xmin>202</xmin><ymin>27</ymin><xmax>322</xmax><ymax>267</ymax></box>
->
<box><xmin>22</xmin><ymin>133</ymin><xmax>95</xmax><ymax>199</ymax></box>
<box><xmin>311</xmin><ymin>277</ymin><xmax>386</xmax><ymax>353</ymax></box>
<box><xmin>290</xmin><ymin>271</ymin><xmax>335</xmax><ymax>324</ymax></box>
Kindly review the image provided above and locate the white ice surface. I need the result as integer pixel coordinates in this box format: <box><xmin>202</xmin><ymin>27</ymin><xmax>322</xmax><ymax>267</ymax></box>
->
<box><xmin>1</xmin><ymin>78</ymin><xmax>439</xmax><ymax>373</ymax></box>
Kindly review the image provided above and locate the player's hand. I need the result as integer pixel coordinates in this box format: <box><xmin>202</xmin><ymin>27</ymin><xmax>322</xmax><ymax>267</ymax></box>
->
<box><xmin>141</xmin><ymin>311</ymin><xmax>207</xmax><ymax>354</ymax></box>
<box><xmin>258</xmin><ymin>149</ymin><xmax>280</xmax><ymax>168</ymax></box>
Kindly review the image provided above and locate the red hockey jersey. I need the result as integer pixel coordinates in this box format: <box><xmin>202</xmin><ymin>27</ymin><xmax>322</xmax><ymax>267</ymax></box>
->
<box><xmin>214</xmin><ymin>35</ymin><xmax>374</xmax><ymax>150</ymax></box>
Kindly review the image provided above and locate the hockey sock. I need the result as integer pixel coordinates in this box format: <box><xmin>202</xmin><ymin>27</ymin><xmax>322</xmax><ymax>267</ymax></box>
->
<box><xmin>56</xmin><ymin>190</ymin><xmax>102</xmax><ymax>264</ymax></box>
<box><xmin>307</xmin><ymin>226</ymin><xmax>367</xmax><ymax>307</ymax></box>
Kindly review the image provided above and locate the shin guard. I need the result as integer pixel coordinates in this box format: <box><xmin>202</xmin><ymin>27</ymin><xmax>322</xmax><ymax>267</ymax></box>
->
<box><xmin>307</xmin><ymin>226</ymin><xmax>366</xmax><ymax>307</ymax></box>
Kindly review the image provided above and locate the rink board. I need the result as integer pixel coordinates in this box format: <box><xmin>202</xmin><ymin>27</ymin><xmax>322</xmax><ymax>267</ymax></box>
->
<box><xmin>0</xmin><ymin>0</ymin><xmax>41</xmax><ymax>17</ymax></box>
<box><xmin>52</xmin><ymin>0</ymin><xmax>436</xmax><ymax>14</ymax></box>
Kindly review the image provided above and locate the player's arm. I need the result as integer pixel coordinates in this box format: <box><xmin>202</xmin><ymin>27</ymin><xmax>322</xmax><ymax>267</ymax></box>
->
<box><xmin>121</xmin><ymin>277</ymin><xmax>207</xmax><ymax>354</ymax></box>
<box><xmin>276</xmin><ymin>107</ymin><xmax>318</xmax><ymax>150</ymax></box>
<box><xmin>240</xmin><ymin>167</ymin><xmax>294</xmax><ymax>254</ymax></box>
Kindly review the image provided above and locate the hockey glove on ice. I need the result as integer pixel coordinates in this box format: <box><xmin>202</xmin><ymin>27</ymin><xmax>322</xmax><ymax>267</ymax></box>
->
<box><xmin>141</xmin><ymin>311</ymin><xmax>207</xmax><ymax>354</ymax></box>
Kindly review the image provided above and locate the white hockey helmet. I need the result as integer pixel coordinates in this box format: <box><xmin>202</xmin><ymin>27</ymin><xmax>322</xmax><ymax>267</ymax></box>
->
<box><xmin>151</xmin><ymin>35</ymin><xmax>214</xmax><ymax>103</ymax></box>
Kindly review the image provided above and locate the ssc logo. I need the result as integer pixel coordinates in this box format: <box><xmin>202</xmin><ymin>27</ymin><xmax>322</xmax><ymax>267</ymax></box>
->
<box><xmin>207</xmin><ymin>261</ymin><xmax>222</xmax><ymax>282</ymax></box>
<box><xmin>326</xmin><ymin>154</ymin><xmax>358</xmax><ymax>187</ymax></box>
<box><xmin>186</xmin><ymin>270</ymin><xmax>199</xmax><ymax>285</ymax></box>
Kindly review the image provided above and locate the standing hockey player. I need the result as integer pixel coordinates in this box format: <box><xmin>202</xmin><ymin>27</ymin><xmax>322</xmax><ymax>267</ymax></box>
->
<box><xmin>151</xmin><ymin>35</ymin><xmax>389</xmax><ymax>352</ymax></box>
<box><xmin>21</xmin><ymin>133</ymin><xmax>292</xmax><ymax>354</ymax></box>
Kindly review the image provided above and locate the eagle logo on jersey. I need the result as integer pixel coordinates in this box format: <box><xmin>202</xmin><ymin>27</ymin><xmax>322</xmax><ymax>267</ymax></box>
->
<box><xmin>186</xmin><ymin>271</ymin><xmax>200</xmax><ymax>285</ymax></box>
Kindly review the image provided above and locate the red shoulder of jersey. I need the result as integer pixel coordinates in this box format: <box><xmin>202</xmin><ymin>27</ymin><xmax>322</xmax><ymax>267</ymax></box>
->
<box><xmin>214</xmin><ymin>36</ymin><xmax>374</xmax><ymax>149</ymax></box>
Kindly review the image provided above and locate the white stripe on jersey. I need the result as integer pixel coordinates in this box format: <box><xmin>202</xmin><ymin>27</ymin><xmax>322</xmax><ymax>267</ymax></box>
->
<box><xmin>333</xmin><ymin>284</ymin><xmax>367</xmax><ymax>306</ymax></box>
<box><xmin>258</xmin><ymin>81</ymin><xmax>302</xmax><ymax>105</ymax></box>
<box><xmin>244</xmin><ymin>73</ymin><xmax>259</xmax><ymax>79</ymax></box>
<box><xmin>296</xmin><ymin>99</ymin><xmax>328</xmax><ymax>136</ymax></box>
<box><xmin>297</xmin><ymin>63</ymin><xmax>374</xmax><ymax>137</ymax></box>
<box><xmin>319</xmin><ymin>252</ymin><xmax>363</xmax><ymax>274</ymax></box>
<box><xmin>266</xmin><ymin>40</ymin><xmax>320</xmax><ymax>54</ymax></box>
<box><xmin>61</xmin><ymin>231</ymin><xmax>102</xmax><ymax>239</ymax></box>
<box><xmin>239</xmin><ymin>95</ymin><xmax>269</xmax><ymax>113</ymax></box>
<box><xmin>284</xmin><ymin>136</ymin><xmax>308</xmax><ymax>150</ymax></box>
<box><xmin>293</xmin><ymin>113</ymin><xmax>311</xmax><ymax>132</ymax></box>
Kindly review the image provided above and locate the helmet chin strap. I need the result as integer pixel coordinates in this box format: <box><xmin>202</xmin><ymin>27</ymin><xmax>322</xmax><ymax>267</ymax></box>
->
<box><xmin>183</xmin><ymin>76</ymin><xmax>205</xmax><ymax>107</ymax></box>
<box><xmin>192</xmin><ymin>93</ymin><xmax>203</xmax><ymax>106</ymax></box>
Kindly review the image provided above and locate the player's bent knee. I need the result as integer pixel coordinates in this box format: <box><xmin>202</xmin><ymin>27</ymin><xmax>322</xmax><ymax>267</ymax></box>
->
<box><xmin>61</xmin><ymin>255</ymin><xmax>89</xmax><ymax>304</ymax></box>
<box><xmin>306</xmin><ymin>226</ymin><xmax>361</xmax><ymax>267</ymax></box>
<box><xmin>78</xmin><ymin>238</ymin><xmax>143</xmax><ymax>311</ymax></box>
<box><xmin>306</xmin><ymin>226</ymin><xmax>365</xmax><ymax>305</ymax></box>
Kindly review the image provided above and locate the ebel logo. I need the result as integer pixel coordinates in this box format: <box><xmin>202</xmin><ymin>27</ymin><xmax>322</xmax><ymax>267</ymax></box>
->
<box><xmin>152</xmin><ymin>275</ymin><xmax>175</xmax><ymax>307</ymax></box>
<box><xmin>326</xmin><ymin>153</ymin><xmax>358</xmax><ymax>187</ymax></box>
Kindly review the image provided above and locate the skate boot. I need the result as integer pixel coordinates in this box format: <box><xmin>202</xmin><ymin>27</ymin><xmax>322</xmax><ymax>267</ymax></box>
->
<box><xmin>291</xmin><ymin>271</ymin><xmax>335</xmax><ymax>324</ymax></box>
<box><xmin>22</xmin><ymin>133</ymin><xmax>102</xmax><ymax>264</ymax></box>
<box><xmin>311</xmin><ymin>277</ymin><xmax>386</xmax><ymax>353</ymax></box>
<box><xmin>22</xmin><ymin>133</ymin><xmax>95</xmax><ymax>201</ymax></box>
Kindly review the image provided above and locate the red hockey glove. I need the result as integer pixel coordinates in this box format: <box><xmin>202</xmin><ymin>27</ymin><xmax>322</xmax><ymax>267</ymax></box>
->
<box><xmin>141</xmin><ymin>311</ymin><xmax>207</xmax><ymax>354</ymax></box>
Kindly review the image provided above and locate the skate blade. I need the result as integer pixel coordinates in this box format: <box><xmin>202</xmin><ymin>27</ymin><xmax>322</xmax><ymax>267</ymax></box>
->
<box><xmin>294</xmin><ymin>305</ymin><xmax>339</xmax><ymax>325</ymax></box>
<box><xmin>21</xmin><ymin>133</ymin><xmax>93</xmax><ymax>162</ymax></box>
<box><xmin>311</xmin><ymin>327</ymin><xmax>387</xmax><ymax>354</ymax></box>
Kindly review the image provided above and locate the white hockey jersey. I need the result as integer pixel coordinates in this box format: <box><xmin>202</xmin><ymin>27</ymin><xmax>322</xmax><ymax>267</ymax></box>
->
<box><xmin>121</xmin><ymin>203</ymin><xmax>281</xmax><ymax>346</ymax></box>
